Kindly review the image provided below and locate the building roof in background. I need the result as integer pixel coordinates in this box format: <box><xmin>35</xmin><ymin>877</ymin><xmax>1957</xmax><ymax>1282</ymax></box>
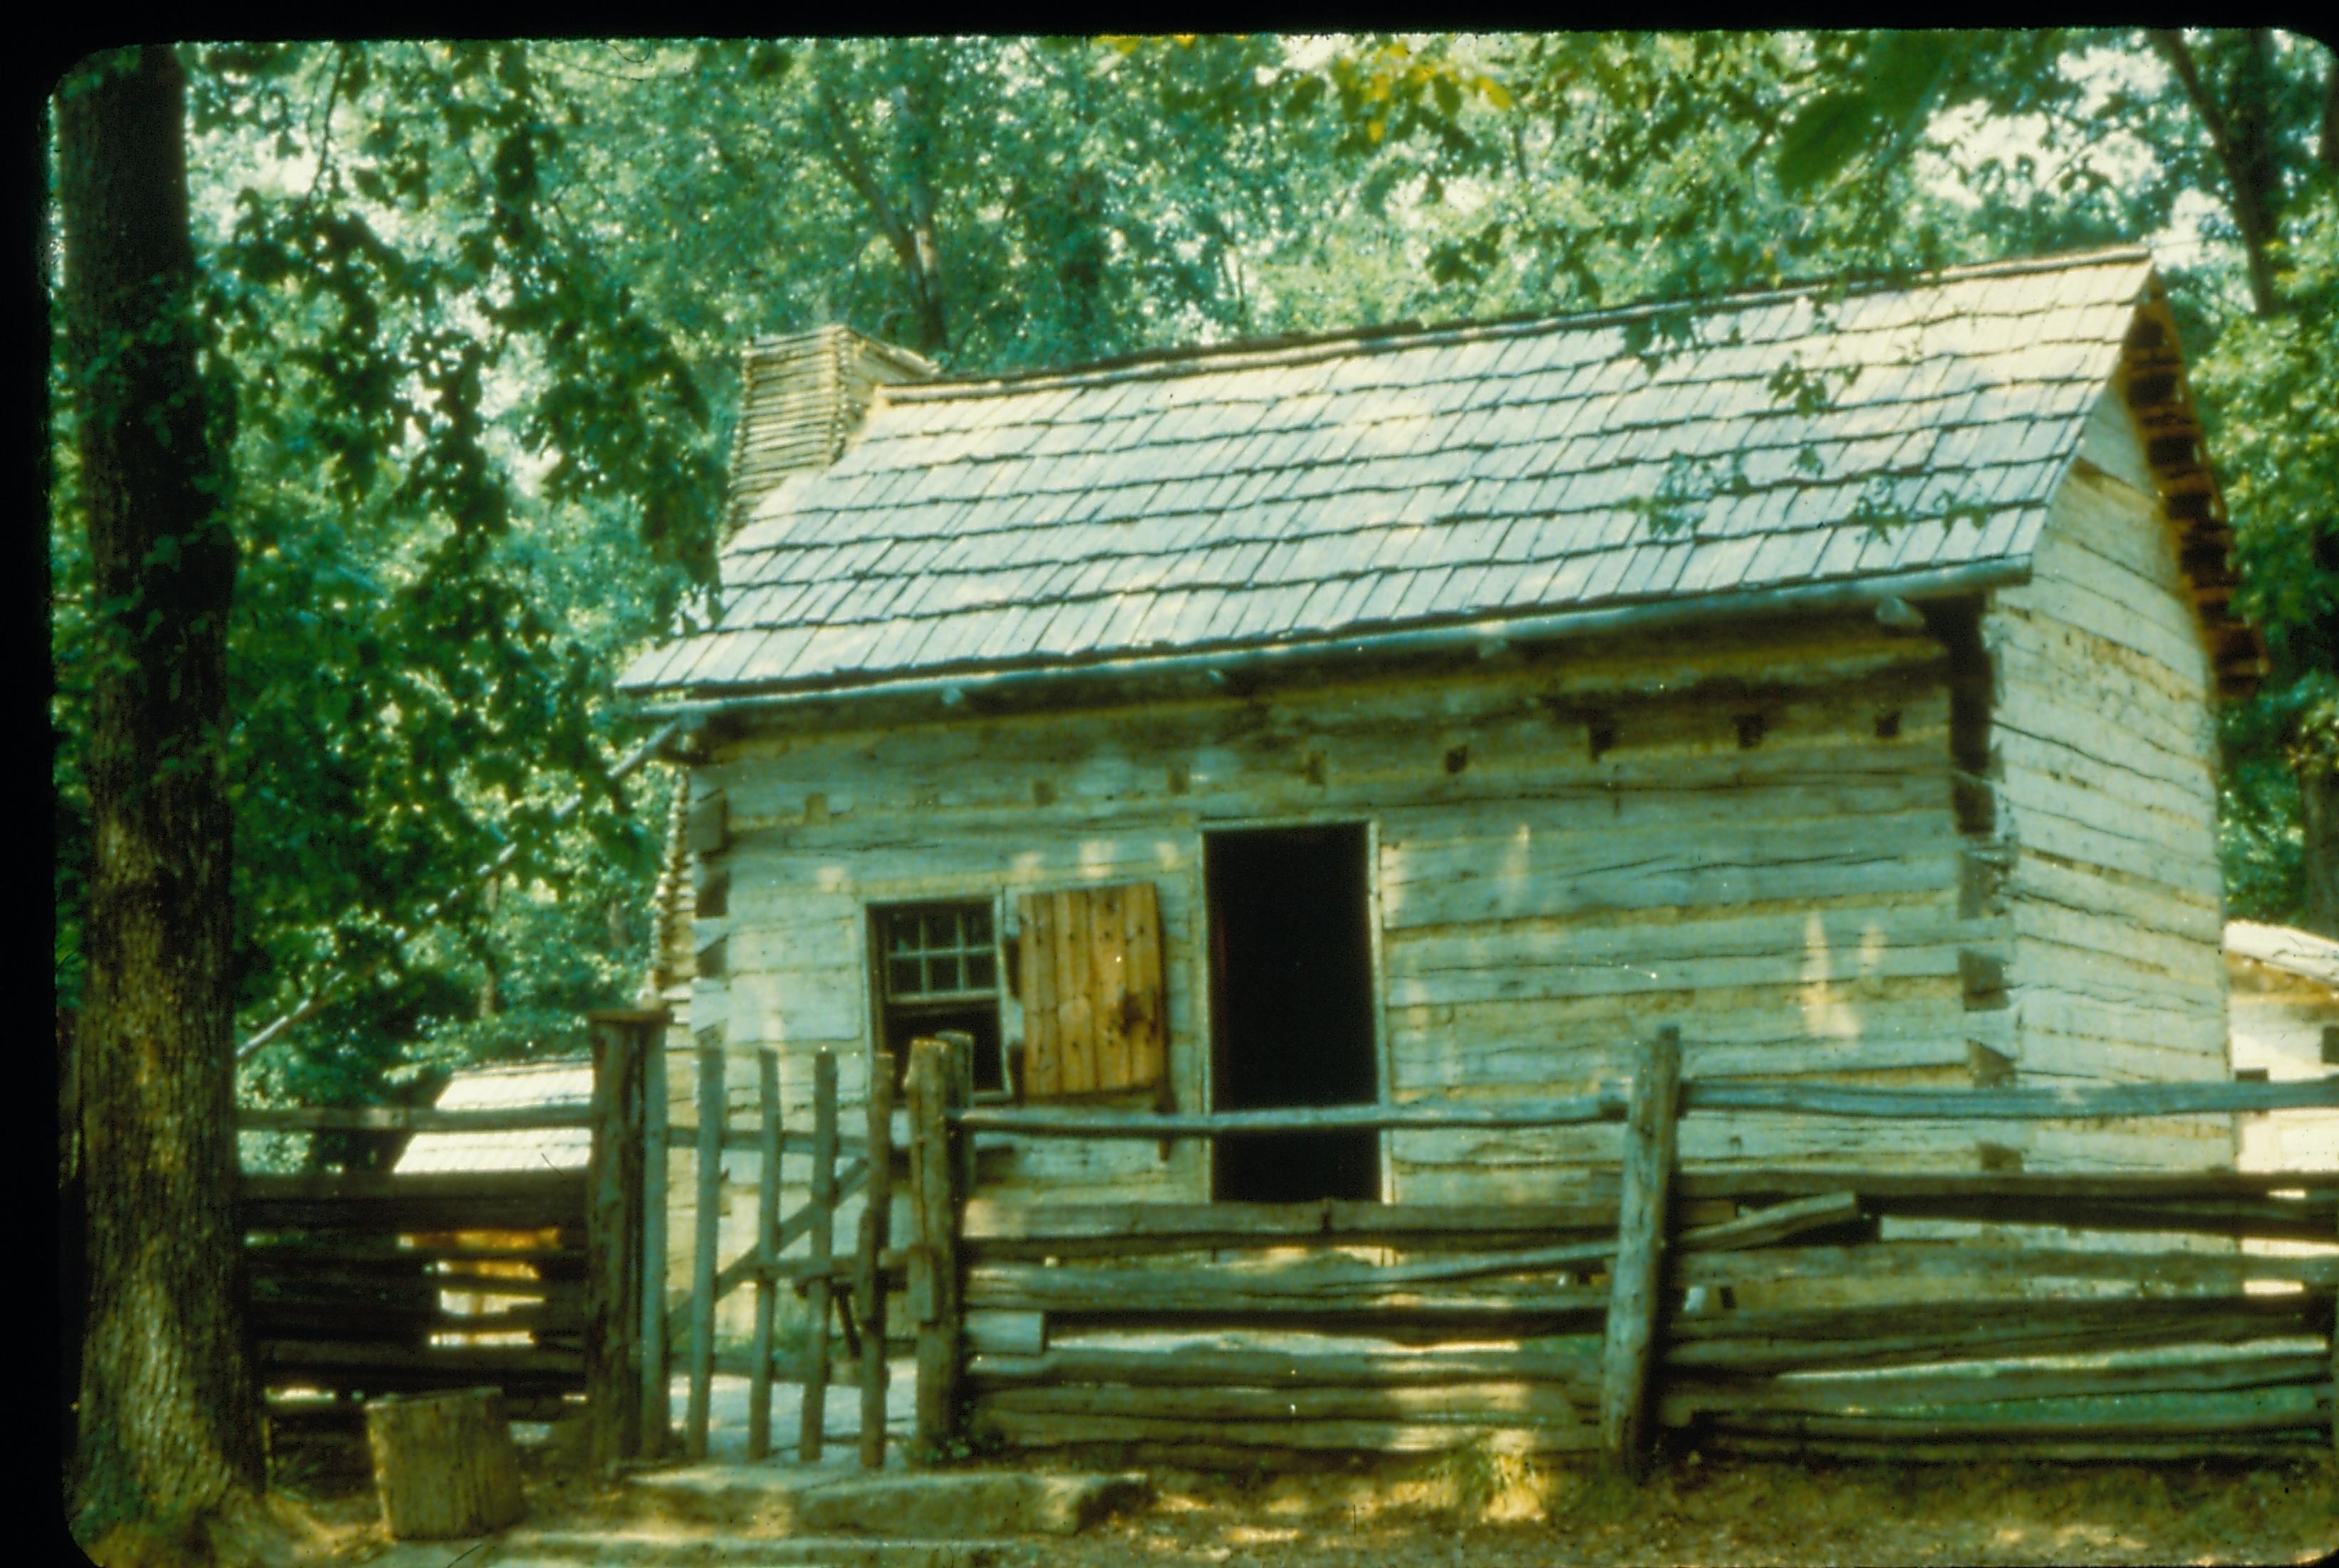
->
<box><xmin>2226</xmin><ymin>921</ymin><xmax>2339</xmax><ymax>990</ymax></box>
<box><xmin>393</xmin><ymin>1057</ymin><xmax>593</xmax><ymax>1175</ymax></box>
<box><xmin>623</xmin><ymin>248</ymin><xmax>2255</xmax><ymax>708</ymax></box>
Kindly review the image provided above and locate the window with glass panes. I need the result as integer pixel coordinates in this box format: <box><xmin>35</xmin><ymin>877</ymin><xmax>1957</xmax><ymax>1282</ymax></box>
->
<box><xmin>872</xmin><ymin>902</ymin><xmax>1005</xmax><ymax>1094</ymax></box>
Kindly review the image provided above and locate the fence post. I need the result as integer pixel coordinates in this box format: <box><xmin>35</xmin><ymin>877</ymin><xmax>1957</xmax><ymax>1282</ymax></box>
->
<box><xmin>584</xmin><ymin>1011</ymin><xmax>646</xmax><ymax>1471</ymax></box>
<box><xmin>638</xmin><ymin>1020</ymin><xmax>671</xmax><ymax>1459</ymax></box>
<box><xmin>685</xmin><ymin>1038</ymin><xmax>723</xmax><ymax>1460</ymax></box>
<box><xmin>800</xmin><ymin>1049</ymin><xmax>840</xmax><ymax>1461</ymax></box>
<box><xmin>747</xmin><ymin>1048</ymin><xmax>782</xmax><ymax>1462</ymax></box>
<box><xmin>1599</xmin><ymin>1023</ymin><xmax>1682</xmax><ymax>1478</ymax></box>
<box><xmin>859</xmin><ymin>1050</ymin><xmax>896</xmax><ymax>1469</ymax></box>
<box><xmin>908</xmin><ymin>1038</ymin><xmax>965</xmax><ymax>1460</ymax></box>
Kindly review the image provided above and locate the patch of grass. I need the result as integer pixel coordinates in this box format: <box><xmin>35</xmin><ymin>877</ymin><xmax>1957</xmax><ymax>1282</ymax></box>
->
<box><xmin>1431</xmin><ymin>1438</ymin><xmax>1557</xmax><ymax>1524</ymax></box>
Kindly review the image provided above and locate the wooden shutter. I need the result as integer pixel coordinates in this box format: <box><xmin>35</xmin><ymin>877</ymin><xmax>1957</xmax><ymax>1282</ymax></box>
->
<box><xmin>1015</xmin><ymin>882</ymin><xmax>1164</xmax><ymax>1099</ymax></box>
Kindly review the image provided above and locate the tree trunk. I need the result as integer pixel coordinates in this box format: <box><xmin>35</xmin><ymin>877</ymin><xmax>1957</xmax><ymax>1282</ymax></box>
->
<box><xmin>58</xmin><ymin>43</ymin><xmax>264</xmax><ymax>1536</ymax></box>
<box><xmin>893</xmin><ymin>71</ymin><xmax>950</xmax><ymax>356</ymax></box>
<box><xmin>2300</xmin><ymin>749</ymin><xmax>2339</xmax><ymax>939</ymax></box>
<box><xmin>58</xmin><ymin>1007</ymin><xmax>85</xmax><ymax>1476</ymax></box>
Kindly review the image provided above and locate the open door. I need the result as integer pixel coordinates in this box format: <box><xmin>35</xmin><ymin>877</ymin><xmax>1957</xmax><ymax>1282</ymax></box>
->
<box><xmin>1205</xmin><ymin>824</ymin><xmax>1380</xmax><ymax>1202</ymax></box>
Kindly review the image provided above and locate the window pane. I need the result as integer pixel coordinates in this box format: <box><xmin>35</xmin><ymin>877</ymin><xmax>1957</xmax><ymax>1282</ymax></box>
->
<box><xmin>925</xmin><ymin>912</ymin><xmax>957</xmax><ymax>949</ymax></box>
<box><xmin>966</xmin><ymin>952</ymin><xmax>995</xmax><ymax>989</ymax></box>
<box><xmin>965</xmin><ymin>906</ymin><xmax>992</xmax><ymax>945</ymax></box>
<box><xmin>888</xmin><ymin>957</ymin><xmax>920</xmax><ymax>995</ymax></box>
<box><xmin>889</xmin><ymin>918</ymin><xmax>918</xmax><ymax>955</ymax></box>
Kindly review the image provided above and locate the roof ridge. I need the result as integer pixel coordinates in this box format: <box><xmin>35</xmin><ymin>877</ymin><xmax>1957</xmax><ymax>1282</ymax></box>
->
<box><xmin>891</xmin><ymin>246</ymin><xmax>2156</xmax><ymax>403</ymax></box>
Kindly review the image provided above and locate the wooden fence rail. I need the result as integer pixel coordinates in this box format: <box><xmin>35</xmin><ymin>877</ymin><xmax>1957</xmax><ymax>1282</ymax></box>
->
<box><xmin>237</xmin><ymin>1165</ymin><xmax>592</xmax><ymax>1421</ymax></box>
<box><xmin>950</xmin><ymin>1076</ymin><xmax>2338</xmax><ymax>1138</ymax></box>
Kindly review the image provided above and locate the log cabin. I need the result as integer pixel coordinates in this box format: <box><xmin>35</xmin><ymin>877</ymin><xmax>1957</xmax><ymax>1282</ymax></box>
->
<box><xmin>619</xmin><ymin>249</ymin><xmax>2264</xmax><ymax>1331</ymax></box>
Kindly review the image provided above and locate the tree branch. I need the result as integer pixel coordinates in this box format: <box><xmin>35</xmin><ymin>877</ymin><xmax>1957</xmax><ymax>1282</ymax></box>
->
<box><xmin>2147</xmin><ymin>27</ymin><xmax>2279</xmax><ymax>318</ymax></box>
<box><xmin>2323</xmin><ymin>48</ymin><xmax>2338</xmax><ymax>175</ymax></box>
<box><xmin>303</xmin><ymin>46</ymin><xmax>351</xmax><ymax>208</ymax></box>
<box><xmin>811</xmin><ymin>71</ymin><xmax>925</xmax><ymax>292</ymax></box>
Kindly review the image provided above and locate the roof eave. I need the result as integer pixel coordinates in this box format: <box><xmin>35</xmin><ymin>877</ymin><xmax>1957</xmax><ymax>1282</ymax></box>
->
<box><xmin>627</xmin><ymin>557</ymin><xmax>2033</xmax><ymax>725</ymax></box>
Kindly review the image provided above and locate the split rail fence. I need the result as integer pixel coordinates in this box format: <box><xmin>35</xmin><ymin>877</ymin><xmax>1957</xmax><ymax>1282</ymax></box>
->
<box><xmin>891</xmin><ymin>1029</ymin><xmax>2339</xmax><ymax>1472</ymax></box>
<box><xmin>328</xmin><ymin>1019</ymin><xmax>2327</xmax><ymax>1472</ymax></box>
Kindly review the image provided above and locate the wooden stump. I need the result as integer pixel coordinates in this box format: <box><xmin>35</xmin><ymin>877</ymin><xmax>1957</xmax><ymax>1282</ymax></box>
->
<box><xmin>363</xmin><ymin>1387</ymin><xmax>524</xmax><ymax>1540</ymax></box>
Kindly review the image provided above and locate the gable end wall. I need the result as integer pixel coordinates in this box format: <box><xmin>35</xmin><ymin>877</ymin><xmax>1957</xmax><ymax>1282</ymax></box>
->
<box><xmin>1984</xmin><ymin>382</ymin><xmax>2234</xmax><ymax>1171</ymax></box>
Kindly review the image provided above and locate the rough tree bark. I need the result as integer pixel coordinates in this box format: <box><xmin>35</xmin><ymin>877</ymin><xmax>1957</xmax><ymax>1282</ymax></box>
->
<box><xmin>57</xmin><ymin>43</ymin><xmax>265</xmax><ymax>1536</ymax></box>
<box><xmin>2302</xmin><ymin>753</ymin><xmax>2339</xmax><ymax>939</ymax></box>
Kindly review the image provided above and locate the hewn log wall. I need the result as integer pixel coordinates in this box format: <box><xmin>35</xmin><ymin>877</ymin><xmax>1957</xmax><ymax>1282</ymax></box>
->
<box><xmin>688</xmin><ymin>611</ymin><xmax>2001</xmax><ymax>1242</ymax></box>
<box><xmin>1983</xmin><ymin>383</ymin><xmax>2231</xmax><ymax>1171</ymax></box>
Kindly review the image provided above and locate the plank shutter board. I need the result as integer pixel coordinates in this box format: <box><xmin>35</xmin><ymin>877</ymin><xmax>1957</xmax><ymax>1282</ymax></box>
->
<box><xmin>1092</xmin><ymin>884</ymin><xmax>1129</xmax><ymax>1089</ymax></box>
<box><xmin>1023</xmin><ymin>895</ymin><xmax>1060</xmax><ymax>1099</ymax></box>
<box><xmin>1016</xmin><ymin>882</ymin><xmax>1166</xmax><ymax>1099</ymax></box>
<box><xmin>1122</xmin><ymin>883</ymin><xmax>1165</xmax><ymax>1089</ymax></box>
<box><xmin>1054</xmin><ymin>889</ymin><xmax>1092</xmax><ymax>1094</ymax></box>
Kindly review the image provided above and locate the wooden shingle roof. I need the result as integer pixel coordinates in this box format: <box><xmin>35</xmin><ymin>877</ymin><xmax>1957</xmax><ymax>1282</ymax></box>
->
<box><xmin>623</xmin><ymin>248</ymin><xmax>2252</xmax><ymax>707</ymax></box>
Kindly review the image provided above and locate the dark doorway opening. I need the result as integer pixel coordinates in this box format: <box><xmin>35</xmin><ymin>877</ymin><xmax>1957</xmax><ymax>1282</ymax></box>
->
<box><xmin>1206</xmin><ymin>823</ymin><xmax>1381</xmax><ymax>1203</ymax></box>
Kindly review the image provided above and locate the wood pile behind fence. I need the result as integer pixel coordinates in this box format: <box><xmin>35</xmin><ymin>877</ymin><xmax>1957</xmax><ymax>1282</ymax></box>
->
<box><xmin>239</xmin><ymin>1165</ymin><xmax>588</xmax><ymax>1420</ymax></box>
<box><xmin>908</xmin><ymin>1032</ymin><xmax>2339</xmax><ymax>1470</ymax></box>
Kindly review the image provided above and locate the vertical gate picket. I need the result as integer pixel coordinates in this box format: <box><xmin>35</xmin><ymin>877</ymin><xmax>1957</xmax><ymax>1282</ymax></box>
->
<box><xmin>584</xmin><ymin>1011</ymin><xmax>645</xmax><ymax>1471</ymax></box>
<box><xmin>747</xmin><ymin>1048</ymin><xmax>782</xmax><ymax>1461</ymax></box>
<box><xmin>799</xmin><ymin>1049</ymin><xmax>840</xmax><ymax>1461</ymax></box>
<box><xmin>638</xmin><ymin>1019</ymin><xmax>670</xmax><ymax>1459</ymax></box>
<box><xmin>859</xmin><ymin>1050</ymin><xmax>896</xmax><ymax>1468</ymax></box>
<box><xmin>685</xmin><ymin>1039</ymin><xmax>722</xmax><ymax>1460</ymax></box>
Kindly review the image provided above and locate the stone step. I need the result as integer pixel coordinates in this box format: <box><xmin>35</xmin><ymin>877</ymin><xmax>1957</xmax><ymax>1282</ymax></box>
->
<box><xmin>623</xmin><ymin>1466</ymin><xmax>1150</xmax><ymax>1540</ymax></box>
<box><xmin>492</xmin><ymin>1530</ymin><xmax>1014</xmax><ymax>1568</ymax></box>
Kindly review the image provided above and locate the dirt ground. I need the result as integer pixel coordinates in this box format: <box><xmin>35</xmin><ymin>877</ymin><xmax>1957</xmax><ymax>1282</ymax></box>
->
<box><xmin>256</xmin><ymin>1426</ymin><xmax>2339</xmax><ymax>1568</ymax></box>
